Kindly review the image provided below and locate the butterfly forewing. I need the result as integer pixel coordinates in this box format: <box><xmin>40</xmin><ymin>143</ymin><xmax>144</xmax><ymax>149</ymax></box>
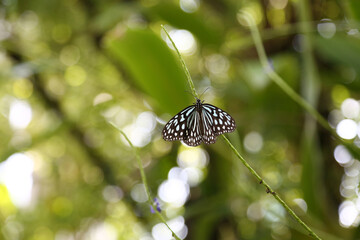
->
<box><xmin>162</xmin><ymin>99</ymin><xmax>236</xmax><ymax>147</ymax></box>
<box><xmin>162</xmin><ymin>105</ymin><xmax>195</xmax><ymax>142</ymax></box>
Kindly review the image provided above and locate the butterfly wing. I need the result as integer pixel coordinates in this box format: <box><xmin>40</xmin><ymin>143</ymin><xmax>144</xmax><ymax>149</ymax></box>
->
<box><xmin>200</xmin><ymin>107</ymin><xmax>217</xmax><ymax>144</ymax></box>
<box><xmin>182</xmin><ymin>110</ymin><xmax>202</xmax><ymax>146</ymax></box>
<box><xmin>162</xmin><ymin>101</ymin><xmax>236</xmax><ymax>147</ymax></box>
<box><xmin>202</xmin><ymin>104</ymin><xmax>236</xmax><ymax>138</ymax></box>
<box><xmin>162</xmin><ymin>105</ymin><xmax>203</xmax><ymax>147</ymax></box>
<box><xmin>162</xmin><ymin>105</ymin><xmax>194</xmax><ymax>141</ymax></box>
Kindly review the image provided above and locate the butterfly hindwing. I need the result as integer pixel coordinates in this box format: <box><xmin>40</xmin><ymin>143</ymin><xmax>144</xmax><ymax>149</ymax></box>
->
<box><xmin>183</xmin><ymin>110</ymin><xmax>202</xmax><ymax>146</ymax></box>
<box><xmin>201</xmin><ymin>107</ymin><xmax>216</xmax><ymax>144</ymax></box>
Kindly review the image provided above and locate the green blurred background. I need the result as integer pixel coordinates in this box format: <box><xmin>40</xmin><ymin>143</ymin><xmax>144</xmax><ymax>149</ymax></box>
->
<box><xmin>1</xmin><ymin>0</ymin><xmax>360</xmax><ymax>239</ymax></box>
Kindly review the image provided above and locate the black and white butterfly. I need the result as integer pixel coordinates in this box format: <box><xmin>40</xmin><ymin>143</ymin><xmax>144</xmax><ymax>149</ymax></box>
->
<box><xmin>162</xmin><ymin>98</ymin><xmax>236</xmax><ymax>146</ymax></box>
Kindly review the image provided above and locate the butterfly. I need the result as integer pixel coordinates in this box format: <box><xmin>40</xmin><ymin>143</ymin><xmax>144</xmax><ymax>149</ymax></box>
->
<box><xmin>162</xmin><ymin>98</ymin><xmax>236</xmax><ymax>146</ymax></box>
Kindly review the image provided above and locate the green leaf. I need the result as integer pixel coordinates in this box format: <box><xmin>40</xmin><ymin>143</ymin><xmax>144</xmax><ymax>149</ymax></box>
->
<box><xmin>345</xmin><ymin>0</ymin><xmax>360</xmax><ymax>21</ymax></box>
<box><xmin>105</xmin><ymin>28</ymin><xmax>192</xmax><ymax>114</ymax></box>
<box><xmin>146</xmin><ymin>2</ymin><xmax>223</xmax><ymax>46</ymax></box>
<box><xmin>314</xmin><ymin>34</ymin><xmax>360</xmax><ymax>70</ymax></box>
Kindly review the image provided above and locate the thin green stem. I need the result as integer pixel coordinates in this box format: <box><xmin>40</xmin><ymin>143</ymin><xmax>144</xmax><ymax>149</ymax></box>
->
<box><xmin>109</xmin><ymin>122</ymin><xmax>181</xmax><ymax>240</ymax></box>
<box><xmin>162</xmin><ymin>24</ymin><xmax>321</xmax><ymax>239</ymax></box>
<box><xmin>221</xmin><ymin>135</ymin><xmax>321</xmax><ymax>240</ymax></box>
<box><xmin>238</xmin><ymin>11</ymin><xmax>360</xmax><ymax>158</ymax></box>
<box><xmin>239</xmin><ymin>11</ymin><xmax>329</xmax><ymax>132</ymax></box>
<box><xmin>161</xmin><ymin>25</ymin><xmax>199</xmax><ymax>99</ymax></box>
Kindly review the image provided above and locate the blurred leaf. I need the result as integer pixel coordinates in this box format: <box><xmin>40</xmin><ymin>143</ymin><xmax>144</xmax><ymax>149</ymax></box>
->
<box><xmin>146</xmin><ymin>2</ymin><xmax>223</xmax><ymax>46</ymax></box>
<box><xmin>315</xmin><ymin>35</ymin><xmax>360</xmax><ymax>90</ymax></box>
<box><xmin>105</xmin><ymin>28</ymin><xmax>191</xmax><ymax>115</ymax></box>
<box><xmin>314</xmin><ymin>35</ymin><xmax>360</xmax><ymax>70</ymax></box>
<box><xmin>190</xmin><ymin>201</ymin><xmax>230</xmax><ymax>240</ymax></box>
<box><xmin>90</xmin><ymin>3</ymin><xmax>138</xmax><ymax>33</ymax></box>
<box><xmin>345</xmin><ymin>0</ymin><xmax>360</xmax><ymax>21</ymax></box>
<box><xmin>300</xmin><ymin>129</ymin><xmax>326</xmax><ymax>219</ymax></box>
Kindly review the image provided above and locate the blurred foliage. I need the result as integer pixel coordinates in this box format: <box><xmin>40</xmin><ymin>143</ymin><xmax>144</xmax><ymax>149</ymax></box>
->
<box><xmin>1</xmin><ymin>0</ymin><xmax>360</xmax><ymax>240</ymax></box>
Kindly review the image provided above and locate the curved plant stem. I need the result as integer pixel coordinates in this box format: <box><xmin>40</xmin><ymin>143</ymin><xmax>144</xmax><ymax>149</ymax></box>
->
<box><xmin>240</xmin><ymin>11</ymin><xmax>329</xmax><ymax>130</ymax></box>
<box><xmin>221</xmin><ymin>135</ymin><xmax>321</xmax><ymax>240</ymax></box>
<box><xmin>161</xmin><ymin>25</ymin><xmax>199</xmax><ymax>99</ymax></box>
<box><xmin>161</xmin><ymin>24</ymin><xmax>321</xmax><ymax>239</ymax></box>
<box><xmin>109</xmin><ymin>122</ymin><xmax>181</xmax><ymax>240</ymax></box>
<box><xmin>238</xmin><ymin>11</ymin><xmax>360</xmax><ymax>159</ymax></box>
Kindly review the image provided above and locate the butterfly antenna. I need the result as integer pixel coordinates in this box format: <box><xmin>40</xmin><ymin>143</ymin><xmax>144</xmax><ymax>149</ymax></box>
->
<box><xmin>199</xmin><ymin>87</ymin><xmax>211</xmax><ymax>100</ymax></box>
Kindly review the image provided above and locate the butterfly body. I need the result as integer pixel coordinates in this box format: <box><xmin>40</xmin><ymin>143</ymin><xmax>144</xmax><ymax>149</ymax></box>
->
<box><xmin>162</xmin><ymin>98</ymin><xmax>236</xmax><ymax>146</ymax></box>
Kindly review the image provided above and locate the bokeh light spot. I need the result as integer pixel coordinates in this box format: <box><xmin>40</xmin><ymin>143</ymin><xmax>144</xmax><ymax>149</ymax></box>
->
<box><xmin>180</xmin><ymin>0</ymin><xmax>199</xmax><ymax>13</ymax></box>
<box><xmin>167</xmin><ymin>216</ymin><xmax>188</xmax><ymax>239</ymax></box>
<box><xmin>344</xmin><ymin>161</ymin><xmax>360</xmax><ymax>177</ymax></box>
<box><xmin>158</xmin><ymin>179</ymin><xmax>189</xmax><ymax>207</ymax></box>
<box><xmin>247</xmin><ymin>202</ymin><xmax>265</xmax><ymax>221</ymax></box>
<box><xmin>341</xmin><ymin>98</ymin><xmax>359</xmax><ymax>119</ymax></box>
<box><xmin>317</xmin><ymin>19</ymin><xmax>336</xmax><ymax>39</ymax></box>
<box><xmin>86</xmin><ymin>222</ymin><xmax>118</xmax><ymax>240</ymax></box>
<box><xmin>0</xmin><ymin>185</ymin><xmax>16</xmax><ymax>217</ymax></box>
<box><xmin>9</xmin><ymin>100</ymin><xmax>32</xmax><ymax>130</ymax></box>
<box><xmin>237</xmin><ymin>2</ymin><xmax>263</xmax><ymax>26</ymax></box>
<box><xmin>82</xmin><ymin>166</ymin><xmax>104</xmax><ymax>186</ymax></box>
<box><xmin>0</xmin><ymin>153</ymin><xmax>34</xmax><ymax>207</ymax></box>
<box><xmin>152</xmin><ymin>216</ymin><xmax>188</xmax><ymax>240</ymax></box>
<box><xmin>165</xmin><ymin>29</ymin><xmax>196</xmax><ymax>55</ymax></box>
<box><xmin>121</xmin><ymin>111</ymin><xmax>156</xmax><ymax>147</ymax></box>
<box><xmin>12</xmin><ymin>78</ymin><xmax>33</xmax><ymax>99</ymax></box>
<box><xmin>336</xmin><ymin>119</ymin><xmax>357</xmax><ymax>140</ymax></box>
<box><xmin>60</xmin><ymin>45</ymin><xmax>80</xmax><ymax>66</ymax></box>
<box><xmin>339</xmin><ymin>201</ymin><xmax>359</xmax><ymax>227</ymax></box>
<box><xmin>136</xmin><ymin>111</ymin><xmax>157</xmax><ymax>131</ymax></box>
<box><xmin>131</xmin><ymin>183</ymin><xmax>148</xmax><ymax>203</ymax></box>
<box><xmin>17</xmin><ymin>11</ymin><xmax>39</xmax><ymax>32</ymax></box>
<box><xmin>65</xmin><ymin>65</ymin><xmax>87</xmax><ymax>86</ymax></box>
<box><xmin>244</xmin><ymin>131</ymin><xmax>263</xmax><ymax>153</ymax></box>
<box><xmin>334</xmin><ymin>145</ymin><xmax>353</xmax><ymax>166</ymax></box>
<box><xmin>2</xmin><ymin>219</ymin><xmax>23</xmax><ymax>240</ymax></box>
<box><xmin>52</xmin><ymin>197</ymin><xmax>73</xmax><ymax>217</ymax></box>
<box><xmin>93</xmin><ymin>93</ymin><xmax>113</xmax><ymax>106</ymax></box>
<box><xmin>177</xmin><ymin>148</ymin><xmax>208</xmax><ymax>169</ymax></box>
<box><xmin>205</xmin><ymin>54</ymin><xmax>230</xmax><ymax>76</ymax></box>
<box><xmin>328</xmin><ymin>109</ymin><xmax>343</xmax><ymax>128</ymax></box>
<box><xmin>332</xmin><ymin>85</ymin><xmax>350</xmax><ymax>106</ymax></box>
<box><xmin>0</xmin><ymin>19</ymin><xmax>12</xmax><ymax>41</ymax></box>
<box><xmin>102</xmin><ymin>185</ymin><xmax>123</xmax><ymax>203</ymax></box>
<box><xmin>182</xmin><ymin>167</ymin><xmax>203</xmax><ymax>187</ymax></box>
<box><xmin>269</xmin><ymin>0</ymin><xmax>288</xmax><ymax>9</ymax></box>
<box><xmin>47</xmin><ymin>77</ymin><xmax>66</xmax><ymax>96</ymax></box>
<box><xmin>152</xmin><ymin>223</ymin><xmax>172</xmax><ymax>240</ymax></box>
<box><xmin>293</xmin><ymin>198</ymin><xmax>307</xmax><ymax>212</ymax></box>
<box><xmin>168</xmin><ymin>167</ymin><xmax>187</xmax><ymax>182</ymax></box>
